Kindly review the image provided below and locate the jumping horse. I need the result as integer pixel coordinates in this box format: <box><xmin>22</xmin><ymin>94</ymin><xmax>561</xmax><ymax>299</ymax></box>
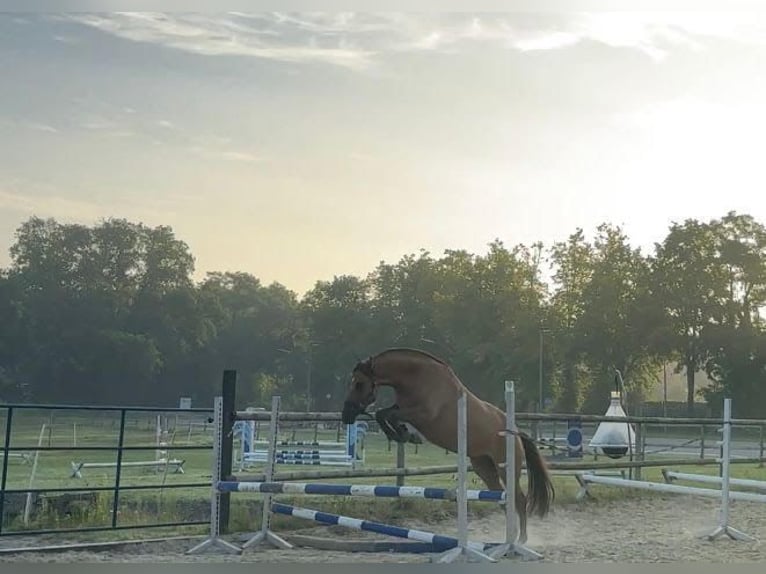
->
<box><xmin>340</xmin><ymin>347</ymin><xmax>554</xmax><ymax>544</ymax></box>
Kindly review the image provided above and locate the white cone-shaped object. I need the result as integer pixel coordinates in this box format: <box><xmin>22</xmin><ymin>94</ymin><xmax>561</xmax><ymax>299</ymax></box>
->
<box><xmin>589</xmin><ymin>391</ymin><xmax>636</xmax><ymax>459</ymax></box>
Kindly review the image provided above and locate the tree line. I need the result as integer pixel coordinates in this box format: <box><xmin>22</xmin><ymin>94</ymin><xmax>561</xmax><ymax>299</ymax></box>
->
<box><xmin>1</xmin><ymin>212</ymin><xmax>765</xmax><ymax>417</ymax></box>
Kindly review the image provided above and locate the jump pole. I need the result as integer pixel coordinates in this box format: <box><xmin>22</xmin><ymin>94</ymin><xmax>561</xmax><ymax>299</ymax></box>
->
<box><xmin>270</xmin><ymin>502</ymin><xmax>498</xmax><ymax>553</ymax></box>
<box><xmin>186</xmin><ymin>396</ymin><xmax>241</xmax><ymax>555</ymax></box>
<box><xmin>704</xmin><ymin>397</ymin><xmax>755</xmax><ymax>542</ymax></box>
<box><xmin>432</xmin><ymin>391</ymin><xmax>496</xmax><ymax>564</ymax></box>
<box><xmin>489</xmin><ymin>380</ymin><xmax>543</xmax><ymax>561</ymax></box>
<box><xmin>662</xmin><ymin>470</ymin><xmax>766</xmax><ymax>492</ymax></box>
<box><xmin>217</xmin><ymin>481</ymin><xmax>505</xmax><ymax>501</ymax></box>
<box><xmin>241</xmin><ymin>395</ymin><xmax>293</xmax><ymax>551</ymax></box>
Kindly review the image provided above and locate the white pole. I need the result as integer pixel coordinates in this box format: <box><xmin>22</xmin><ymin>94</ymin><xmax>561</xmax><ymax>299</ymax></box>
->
<box><xmin>488</xmin><ymin>381</ymin><xmax>542</xmax><ymax>561</ymax></box>
<box><xmin>457</xmin><ymin>393</ymin><xmax>469</xmax><ymax>550</ymax></box>
<box><xmin>433</xmin><ymin>392</ymin><xmax>495</xmax><ymax>563</ymax></box>
<box><xmin>505</xmin><ymin>380</ymin><xmax>516</xmax><ymax>546</ymax></box>
<box><xmin>705</xmin><ymin>398</ymin><xmax>757</xmax><ymax>541</ymax></box>
<box><xmin>579</xmin><ymin>473</ymin><xmax>766</xmax><ymax>504</ymax></box>
<box><xmin>23</xmin><ymin>423</ymin><xmax>47</xmax><ymax>526</ymax></box>
<box><xmin>663</xmin><ymin>470</ymin><xmax>766</xmax><ymax>492</ymax></box>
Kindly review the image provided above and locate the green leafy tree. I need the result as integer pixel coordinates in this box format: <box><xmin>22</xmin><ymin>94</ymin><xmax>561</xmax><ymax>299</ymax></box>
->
<box><xmin>652</xmin><ymin>218</ymin><xmax>725</xmax><ymax>413</ymax></box>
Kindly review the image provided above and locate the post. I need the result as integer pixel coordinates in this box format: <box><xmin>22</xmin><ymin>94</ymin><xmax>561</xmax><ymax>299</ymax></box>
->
<box><xmin>488</xmin><ymin>381</ymin><xmax>542</xmax><ymax>561</ymax></box>
<box><xmin>242</xmin><ymin>395</ymin><xmax>293</xmax><ymax>551</ymax></box>
<box><xmin>634</xmin><ymin>422</ymin><xmax>642</xmax><ymax>481</ymax></box>
<box><xmin>705</xmin><ymin>397</ymin><xmax>754</xmax><ymax>541</ymax></box>
<box><xmin>23</xmin><ymin>423</ymin><xmax>47</xmax><ymax>525</ymax></box>
<box><xmin>700</xmin><ymin>425</ymin><xmax>705</xmax><ymax>459</ymax></box>
<box><xmin>538</xmin><ymin>328</ymin><xmax>543</xmax><ymax>414</ymax></box>
<box><xmin>219</xmin><ymin>369</ymin><xmax>237</xmax><ymax>534</ymax></box>
<box><xmin>306</xmin><ymin>345</ymin><xmax>313</xmax><ymax>412</ymax></box>
<box><xmin>662</xmin><ymin>362</ymin><xmax>668</xmax><ymax>433</ymax></box>
<box><xmin>504</xmin><ymin>382</ymin><xmax>517</xmax><ymax>546</ymax></box>
<box><xmin>432</xmin><ymin>392</ymin><xmax>494</xmax><ymax>563</ymax></box>
<box><xmin>111</xmin><ymin>410</ymin><xmax>127</xmax><ymax>529</ymax></box>
<box><xmin>396</xmin><ymin>442</ymin><xmax>406</xmax><ymax>487</ymax></box>
<box><xmin>0</xmin><ymin>407</ymin><xmax>13</xmax><ymax>536</ymax></box>
<box><xmin>760</xmin><ymin>426</ymin><xmax>764</xmax><ymax>468</ymax></box>
<box><xmin>186</xmin><ymin>396</ymin><xmax>242</xmax><ymax>555</ymax></box>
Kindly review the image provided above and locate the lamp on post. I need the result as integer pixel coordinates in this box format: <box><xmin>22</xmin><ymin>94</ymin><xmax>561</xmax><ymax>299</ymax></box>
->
<box><xmin>538</xmin><ymin>327</ymin><xmax>549</xmax><ymax>413</ymax></box>
<box><xmin>277</xmin><ymin>339</ymin><xmax>318</xmax><ymax>412</ymax></box>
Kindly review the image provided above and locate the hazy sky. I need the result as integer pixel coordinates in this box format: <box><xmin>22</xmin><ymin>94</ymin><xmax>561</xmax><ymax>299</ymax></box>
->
<box><xmin>2</xmin><ymin>12</ymin><xmax>766</xmax><ymax>295</ymax></box>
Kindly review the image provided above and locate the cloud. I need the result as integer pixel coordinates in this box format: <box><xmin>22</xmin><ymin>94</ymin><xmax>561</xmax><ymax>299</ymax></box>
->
<box><xmin>59</xmin><ymin>11</ymin><xmax>766</xmax><ymax>72</ymax></box>
<box><xmin>25</xmin><ymin>122</ymin><xmax>60</xmax><ymax>134</ymax></box>
<box><xmin>0</xmin><ymin>178</ymin><xmax>193</xmax><ymax>224</ymax></box>
<box><xmin>64</xmin><ymin>12</ymin><xmax>377</xmax><ymax>71</ymax></box>
<box><xmin>0</xmin><ymin>184</ymin><xmax>109</xmax><ymax>221</ymax></box>
<box><xmin>187</xmin><ymin>145</ymin><xmax>266</xmax><ymax>163</ymax></box>
<box><xmin>513</xmin><ymin>12</ymin><xmax>766</xmax><ymax>60</ymax></box>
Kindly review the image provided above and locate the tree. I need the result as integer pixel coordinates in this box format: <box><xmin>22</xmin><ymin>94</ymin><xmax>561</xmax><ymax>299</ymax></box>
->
<box><xmin>547</xmin><ymin>228</ymin><xmax>594</xmax><ymax>411</ymax></box>
<box><xmin>574</xmin><ymin>223</ymin><xmax>662</xmax><ymax>412</ymax></box>
<box><xmin>652</xmin><ymin>218</ymin><xmax>725</xmax><ymax>413</ymax></box>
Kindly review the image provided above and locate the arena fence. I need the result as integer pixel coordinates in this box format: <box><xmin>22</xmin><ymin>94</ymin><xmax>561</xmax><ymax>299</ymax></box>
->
<box><xmin>2</xmin><ymin>369</ymin><xmax>766</xmax><ymax>543</ymax></box>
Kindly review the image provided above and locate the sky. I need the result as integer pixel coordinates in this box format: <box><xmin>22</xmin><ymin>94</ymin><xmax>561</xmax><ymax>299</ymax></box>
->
<box><xmin>2</xmin><ymin>11</ymin><xmax>766</xmax><ymax>296</ymax></box>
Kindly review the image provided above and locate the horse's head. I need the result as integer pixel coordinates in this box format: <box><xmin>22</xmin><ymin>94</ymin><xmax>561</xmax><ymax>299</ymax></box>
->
<box><xmin>341</xmin><ymin>358</ymin><xmax>377</xmax><ymax>425</ymax></box>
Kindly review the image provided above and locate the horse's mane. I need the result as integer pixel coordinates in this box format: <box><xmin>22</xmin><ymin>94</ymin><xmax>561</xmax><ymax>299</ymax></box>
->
<box><xmin>374</xmin><ymin>347</ymin><xmax>450</xmax><ymax>367</ymax></box>
<box><xmin>353</xmin><ymin>347</ymin><xmax>450</xmax><ymax>377</ymax></box>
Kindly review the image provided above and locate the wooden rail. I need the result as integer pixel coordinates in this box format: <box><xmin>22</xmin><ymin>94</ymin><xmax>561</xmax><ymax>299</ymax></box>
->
<box><xmin>233</xmin><ymin>410</ymin><xmax>766</xmax><ymax>427</ymax></box>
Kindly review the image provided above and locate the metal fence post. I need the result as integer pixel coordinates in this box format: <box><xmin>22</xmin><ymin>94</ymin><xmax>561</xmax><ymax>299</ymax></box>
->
<box><xmin>0</xmin><ymin>408</ymin><xmax>13</xmax><ymax>535</ymax></box>
<box><xmin>219</xmin><ymin>370</ymin><xmax>237</xmax><ymax>534</ymax></box>
<box><xmin>111</xmin><ymin>409</ymin><xmax>127</xmax><ymax>529</ymax></box>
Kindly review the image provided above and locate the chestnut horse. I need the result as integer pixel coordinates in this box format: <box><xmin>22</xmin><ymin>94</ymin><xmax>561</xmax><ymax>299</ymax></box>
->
<box><xmin>340</xmin><ymin>347</ymin><xmax>554</xmax><ymax>543</ymax></box>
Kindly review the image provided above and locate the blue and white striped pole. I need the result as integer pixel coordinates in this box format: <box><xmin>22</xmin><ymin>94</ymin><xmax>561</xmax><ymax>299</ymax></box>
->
<box><xmin>217</xmin><ymin>480</ymin><xmax>505</xmax><ymax>501</ymax></box>
<box><xmin>271</xmin><ymin>502</ymin><xmax>497</xmax><ymax>553</ymax></box>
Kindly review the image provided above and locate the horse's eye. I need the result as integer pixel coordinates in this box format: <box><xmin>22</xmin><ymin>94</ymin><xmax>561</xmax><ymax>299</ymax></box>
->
<box><xmin>355</xmin><ymin>381</ymin><xmax>363</xmax><ymax>391</ymax></box>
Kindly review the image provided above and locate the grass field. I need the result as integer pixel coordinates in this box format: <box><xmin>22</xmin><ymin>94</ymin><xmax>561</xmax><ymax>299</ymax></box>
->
<box><xmin>1</xmin><ymin>406</ymin><xmax>765</xmax><ymax>545</ymax></box>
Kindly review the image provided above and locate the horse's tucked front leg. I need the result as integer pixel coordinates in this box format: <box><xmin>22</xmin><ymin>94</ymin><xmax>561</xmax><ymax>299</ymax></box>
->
<box><xmin>375</xmin><ymin>406</ymin><xmax>407</xmax><ymax>443</ymax></box>
<box><xmin>375</xmin><ymin>406</ymin><xmax>422</xmax><ymax>444</ymax></box>
<box><xmin>383</xmin><ymin>406</ymin><xmax>423</xmax><ymax>445</ymax></box>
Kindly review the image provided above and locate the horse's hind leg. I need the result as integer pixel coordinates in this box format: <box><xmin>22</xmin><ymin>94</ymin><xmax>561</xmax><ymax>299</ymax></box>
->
<box><xmin>515</xmin><ymin>477</ymin><xmax>528</xmax><ymax>544</ymax></box>
<box><xmin>470</xmin><ymin>455</ymin><xmax>504</xmax><ymax>491</ymax></box>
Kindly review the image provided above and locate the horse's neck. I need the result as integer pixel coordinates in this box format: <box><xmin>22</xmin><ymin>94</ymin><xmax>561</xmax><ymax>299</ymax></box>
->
<box><xmin>374</xmin><ymin>352</ymin><xmax>459</xmax><ymax>391</ymax></box>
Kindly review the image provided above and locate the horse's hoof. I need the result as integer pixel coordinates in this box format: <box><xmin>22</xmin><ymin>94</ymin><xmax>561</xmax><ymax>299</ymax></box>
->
<box><xmin>407</xmin><ymin>433</ymin><xmax>423</xmax><ymax>445</ymax></box>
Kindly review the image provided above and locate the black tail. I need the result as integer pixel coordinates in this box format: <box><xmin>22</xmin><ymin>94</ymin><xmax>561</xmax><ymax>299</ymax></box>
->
<box><xmin>519</xmin><ymin>432</ymin><xmax>555</xmax><ymax>518</ymax></box>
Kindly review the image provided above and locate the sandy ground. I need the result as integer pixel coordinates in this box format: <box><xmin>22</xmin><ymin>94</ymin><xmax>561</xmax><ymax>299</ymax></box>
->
<box><xmin>2</xmin><ymin>494</ymin><xmax>766</xmax><ymax>563</ymax></box>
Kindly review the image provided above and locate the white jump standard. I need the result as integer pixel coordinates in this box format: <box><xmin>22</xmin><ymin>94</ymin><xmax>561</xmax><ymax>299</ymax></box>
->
<box><xmin>241</xmin><ymin>395</ymin><xmax>293</xmax><ymax>551</ymax></box>
<box><xmin>185</xmin><ymin>396</ymin><xmax>242</xmax><ymax>555</ymax></box>
<box><xmin>489</xmin><ymin>380</ymin><xmax>543</xmax><ymax>561</ymax></box>
<box><xmin>705</xmin><ymin>398</ymin><xmax>756</xmax><ymax>542</ymax></box>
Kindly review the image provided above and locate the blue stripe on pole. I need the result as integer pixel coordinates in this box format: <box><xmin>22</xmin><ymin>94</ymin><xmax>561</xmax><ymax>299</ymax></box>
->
<box><xmin>477</xmin><ymin>490</ymin><xmax>505</xmax><ymax>501</ymax></box>
<box><xmin>304</xmin><ymin>484</ymin><xmax>353</xmax><ymax>495</ymax></box>
<box><xmin>370</xmin><ymin>486</ymin><xmax>403</xmax><ymax>497</ymax></box>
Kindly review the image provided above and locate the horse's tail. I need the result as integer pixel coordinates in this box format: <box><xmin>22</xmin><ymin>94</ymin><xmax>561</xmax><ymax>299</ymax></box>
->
<box><xmin>519</xmin><ymin>432</ymin><xmax>555</xmax><ymax>518</ymax></box>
